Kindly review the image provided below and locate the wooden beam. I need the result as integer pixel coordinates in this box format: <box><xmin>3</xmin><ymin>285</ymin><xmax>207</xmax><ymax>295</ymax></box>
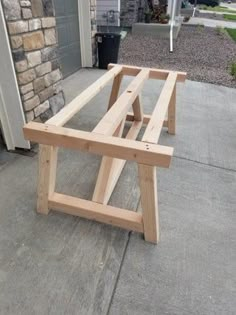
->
<box><xmin>46</xmin><ymin>65</ymin><xmax>123</xmax><ymax>127</ymax></box>
<box><xmin>49</xmin><ymin>193</ymin><xmax>144</xmax><ymax>233</ymax></box>
<box><xmin>168</xmin><ymin>83</ymin><xmax>176</xmax><ymax>135</ymax></box>
<box><xmin>108</xmin><ymin>72</ymin><xmax>123</xmax><ymax>110</ymax></box>
<box><xmin>132</xmin><ymin>95</ymin><xmax>143</xmax><ymax>122</ymax></box>
<box><xmin>126</xmin><ymin>112</ymin><xmax>168</xmax><ymax>127</ymax></box>
<box><xmin>142</xmin><ymin>72</ymin><xmax>178</xmax><ymax>144</ymax></box>
<box><xmin>37</xmin><ymin>145</ymin><xmax>58</xmax><ymax>214</ymax></box>
<box><xmin>93</xmin><ymin>69</ymin><xmax>149</xmax><ymax>136</ymax></box>
<box><xmin>108</xmin><ymin>72</ymin><xmax>126</xmax><ymax>138</ymax></box>
<box><xmin>93</xmin><ymin>121</ymin><xmax>143</xmax><ymax>205</ymax></box>
<box><xmin>23</xmin><ymin>122</ymin><xmax>173</xmax><ymax>167</ymax></box>
<box><xmin>108</xmin><ymin>63</ymin><xmax>187</xmax><ymax>82</ymax></box>
<box><xmin>138</xmin><ymin>164</ymin><xmax>159</xmax><ymax>244</ymax></box>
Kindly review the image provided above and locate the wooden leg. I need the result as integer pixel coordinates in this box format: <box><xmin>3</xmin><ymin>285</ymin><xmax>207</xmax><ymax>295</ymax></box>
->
<box><xmin>92</xmin><ymin>157</ymin><xmax>126</xmax><ymax>205</ymax></box>
<box><xmin>93</xmin><ymin>121</ymin><xmax>143</xmax><ymax>205</ymax></box>
<box><xmin>108</xmin><ymin>73</ymin><xmax>123</xmax><ymax>110</ymax></box>
<box><xmin>132</xmin><ymin>95</ymin><xmax>143</xmax><ymax>122</ymax></box>
<box><xmin>93</xmin><ymin>72</ymin><xmax>125</xmax><ymax>204</ymax></box>
<box><xmin>168</xmin><ymin>83</ymin><xmax>176</xmax><ymax>135</ymax></box>
<box><xmin>92</xmin><ymin>117</ymin><xmax>126</xmax><ymax>204</ymax></box>
<box><xmin>138</xmin><ymin>164</ymin><xmax>159</xmax><ymax>244</ymax></box>
<box><xmin>37</xmin><ymin>144</ymin><xmax>58</xmax><ymax>214</ymax></box>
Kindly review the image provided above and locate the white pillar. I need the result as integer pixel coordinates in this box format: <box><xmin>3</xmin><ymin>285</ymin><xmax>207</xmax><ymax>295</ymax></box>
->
<box><xmin>176</xmin><ymin>0</ymin><xmax>182</xmax><ymax>17</ymax></box>
<box><xmin>167</xmin><ymin>0</ymin><xmax>172</xmax><ymax>15</ymax></box>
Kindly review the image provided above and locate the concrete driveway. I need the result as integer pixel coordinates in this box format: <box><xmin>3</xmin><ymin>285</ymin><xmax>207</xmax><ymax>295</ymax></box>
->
<box><xmin>0</xmin><ymin>69</ymin><xmax>235</xmax><ymax>314</ymax></box>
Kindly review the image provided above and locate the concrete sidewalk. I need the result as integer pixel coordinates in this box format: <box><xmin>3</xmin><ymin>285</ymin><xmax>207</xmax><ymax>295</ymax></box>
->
<box><xmin>221</xmin><ymin>2</ymin><xmax>236</xmax><ymax>10</ymax></box>
<box><xmin>186</xmin><ymin>16</ymin><xmax>236</xmax><ymax>28</ymax></box>
<box><xmin>199</xmin><ymin>9</ymin><xmax>236</xmax><ymax>15</ymax></box>
<box><xmin>0</xmin><ymin>69</ymin><xmax>235</xmax><ymax>314</ymax></box>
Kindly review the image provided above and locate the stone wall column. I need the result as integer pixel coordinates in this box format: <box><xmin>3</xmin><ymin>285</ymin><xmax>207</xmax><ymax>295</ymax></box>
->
<box><xmin>120</xmin><ymin>0</ymin><xmax>140</xmax><ymax>27</ymax></box>
<box><xmin>2</xmin><ymin>0</ymin><xmax>65</xmax><ymax>122</ymax></box>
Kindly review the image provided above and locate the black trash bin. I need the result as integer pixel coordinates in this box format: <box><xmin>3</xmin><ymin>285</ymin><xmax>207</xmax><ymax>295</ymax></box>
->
<box><xmin>96</xmin><ymin>33</ymin><xmax>121</xmax><ymax>70</ymax></box>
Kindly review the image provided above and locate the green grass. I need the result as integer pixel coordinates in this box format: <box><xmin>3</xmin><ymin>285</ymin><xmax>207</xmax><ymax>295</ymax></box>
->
<box><xmin>223</xmin><ymin>14</ymin><xmax>236</xmax><ymax>21</ymax></box>
<box><xmin>199</xmin><ymin>5</ymin><xmax>236</xmax><ymax>14</ymax></box>
<box><xmin>226</xmin><ymin>28</ymin><xmax>236</xmax><ymax>41</ymax></box>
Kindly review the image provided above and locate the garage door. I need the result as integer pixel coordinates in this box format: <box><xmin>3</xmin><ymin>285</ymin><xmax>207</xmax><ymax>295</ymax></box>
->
<box><xmin>54</xmin><ymin>0</ymin><xmax>82</xmax><ymax>78</ymax></box>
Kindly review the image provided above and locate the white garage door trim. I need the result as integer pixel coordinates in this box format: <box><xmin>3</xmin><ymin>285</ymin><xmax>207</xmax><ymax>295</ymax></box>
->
<box><xmin>78</xmin><ymin>0</ymin><xmax>93</xmax><ymax>68</ymax></box>
<box><xmin>0</xmin><ymin>2</ymin><xmax>30</xmax><ymax>150</ymax></box>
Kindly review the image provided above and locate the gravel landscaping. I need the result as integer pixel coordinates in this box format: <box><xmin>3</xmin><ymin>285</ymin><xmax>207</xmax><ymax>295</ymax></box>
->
<box><xmin>119</xmin><ymin>25</ymin><xmax>236</xmax><ymax>88</ymax></box>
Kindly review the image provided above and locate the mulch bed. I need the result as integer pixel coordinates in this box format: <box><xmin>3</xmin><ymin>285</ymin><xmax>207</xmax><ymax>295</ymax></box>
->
<box><xmin>119</xmin><ymin>25</ymin><xmax>236</xmax><ymax>88</ymax></box>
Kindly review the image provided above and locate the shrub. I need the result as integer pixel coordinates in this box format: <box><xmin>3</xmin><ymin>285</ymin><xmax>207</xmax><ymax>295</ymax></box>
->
<box><xmin>199</xmin><ymin>5</ymin><xmax>209</xmax><ymax>10</ymax></box>
<box><xmin>183</xmin><ymin>16</ymin><xmax>191</xmax><ymax>22</ymax></box>
<box><xmin>230</xmin><ymin>62</ymin><xmax>236</xmax><ymax>79</ymax></box>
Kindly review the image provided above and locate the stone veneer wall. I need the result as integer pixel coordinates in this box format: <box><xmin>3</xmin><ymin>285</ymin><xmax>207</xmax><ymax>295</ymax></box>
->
<box><xmin>120</xmin><ymin>0</ymin><xmax>139</xmax><ymax>27</ymax></box>
<box><xmin>2</xmin><ymin>0</ymin><xmax>65</xmax><ymax>123</ymax></box>
<box><xmin>120</xmin><ymin>0</ymin><xmax>168</xmax><ymax>27</ymax></box>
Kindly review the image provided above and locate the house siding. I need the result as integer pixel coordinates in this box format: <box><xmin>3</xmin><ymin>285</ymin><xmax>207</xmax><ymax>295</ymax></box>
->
<box><xmin>96</xmin><ymin>0</ymin><xmax>119</xmax><ymax>26</ymax></box>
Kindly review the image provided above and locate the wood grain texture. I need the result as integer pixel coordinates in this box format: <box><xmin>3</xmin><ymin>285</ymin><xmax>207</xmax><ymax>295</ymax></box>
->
<box><xmin>93</xmin><ymin>121</ymin><xmax>143</xmax><ymax>205</ymax></box>
<box><xmin>142</xmin><ymin>72</ymin><xmax>178</xmax><ymax>144</ymax></box>
<box><xmin>93</xmin><ymin>69</ymin><xmax>149</xmax><ymax>136</ymax></box>
<box><xmin>37</xmin><ymin>144</ymin><xmax>58</xmax><ymax>214</ymax></box>
<box><xmin>132</xmin><ymin>95</ymin><xmax>143</xmax><ymax>122</ymax></box>
<box><xmin>138</xmin><ymin>164</ymin><xmax>159</xmax><ymax>244</ymax></box>
<box><xmin>23</xmin><ymin>122</ymin><xmax>173</xmax><ymax>167</ymax></box>
<box><xmin>108</xmin><ymin>63</ymin><xmax>187</xmax><ymax>82</ymax></box>
<box><xmin>46</xmin><ymin>65</ymin><xmax>123</xmax><ymax>127</ymax></box>
<box><xmin>168</xmin><ymin>83</ymin><xmax>176</xmax><ymax>135</ymax></box>
<box><xmin>49</xmin><ymin>193</ymin><xmax>144</xmax><ymax>233</ymax></box>
<box><xmin>126</xmin><ymin>112</ymin><xmax>168</xmax><ymax>127</ymax></box>
<box><xmin>108</xmin><ymin>72</ymin><xmax>123</xmax><ymax>110</ymax></box>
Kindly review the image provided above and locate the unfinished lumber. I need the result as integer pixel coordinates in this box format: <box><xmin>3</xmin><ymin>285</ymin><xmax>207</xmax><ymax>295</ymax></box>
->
<box><xmin>108</xmin><ymin>63</ymin><xmax>187</xmax><ymax>82</ymax></box>
<box><xmin>23</xmin><ymin>64</ymin><xmax>186</xmax><ymax>244</ymax></box>
<box><xmin>108</xmin><ymin>72</ymin><xmax>123</xmax><ymax>110</ymax></box>
<box><xmin>93</xmin><ymin>69</ymin><xmax>149</xmax><ymax>136</ymax></box>
<box><xmin>23</xmin><ymin>122</ymin><xmax>173</xmax><ymax>167</ymax></box>
<box><xmin>142</xmin><ymin>72</ymin><xmax>177</xmax><ymax>144</ymax></box>
<box><xmin>37</xmin><ymin>145</ymin><xmax>58</xmax><ymax>214</ymax></box>
<box><xmin>168</xmin><ymin>82</ymin><xmax>176</xmax><ymax>135</ymax></box>
<box><xmin>138</xmin><ymin>164</ymin><xmax>159</xmax><ymax>243</ymax></box>
<box><xmin>49</xmin><ymin>193</ymin><xmax>144</xmax><ymax>233</ymax></box>
<box><xmin>47</xmin><ymin>65</ymin><xmax>123</xmax><ymax>127</ymax></box>
<box><xmin>132</xmin><ymin>95</ymin><xmax>143</xmax><ymax>122</ymax></box>
<box><xmin>93</xmin><ymin>75</ymin><xmax>144</xmax><ymax>205</ymax></box>
<box><xmin>93</xmin><ymin>121</ymin><xmax>143</xmax><ymax>205</ymax></box>
<box><xmin>126</xmin><ymin>112</ymin><xmax>168</xmax><ymax>127</ymax></box>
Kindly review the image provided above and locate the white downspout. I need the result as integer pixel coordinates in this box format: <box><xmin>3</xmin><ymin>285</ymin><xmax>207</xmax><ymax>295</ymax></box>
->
<box><xmin>170</xmin><ymin>0</ymin><xmax>177</xmax><ymax>53</ymax></box>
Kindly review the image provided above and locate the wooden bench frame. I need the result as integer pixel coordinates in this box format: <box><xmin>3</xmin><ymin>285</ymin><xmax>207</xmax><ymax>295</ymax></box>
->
<box><xmin>23</xmin><ymin>64</ymin><xmax>186</xmax><ymax>244</ymax></box>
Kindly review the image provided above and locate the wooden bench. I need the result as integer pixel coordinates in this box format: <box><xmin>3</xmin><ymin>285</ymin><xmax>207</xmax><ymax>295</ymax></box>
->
<box><xmin>23</xmin><ymin>64</ymin><xmax>186</xmax><ymax>244</ymax></box>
